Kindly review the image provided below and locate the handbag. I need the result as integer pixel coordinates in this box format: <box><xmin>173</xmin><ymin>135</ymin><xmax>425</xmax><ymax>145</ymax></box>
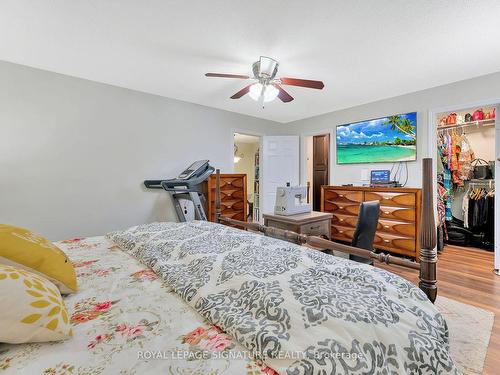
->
<box><xmin>471</xmin><ymin>158</ymin><xmax>492</xmax><ymax>179</ymax></box>
<box><xmin>472</xmin><ymin>109</ymin><xmax>485</xmax><ymax>121</ymax></box>
<box><xmin>446</xmin><ymin>113</ymin><xmax>457</xmax><ymax>125</ymax></box>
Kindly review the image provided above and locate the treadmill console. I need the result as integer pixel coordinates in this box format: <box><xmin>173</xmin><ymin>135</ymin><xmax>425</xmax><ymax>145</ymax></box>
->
<box><xmin>177</xmin><ymin>160</ymin><xmax>209</xmax><ymax>180</ymax></box>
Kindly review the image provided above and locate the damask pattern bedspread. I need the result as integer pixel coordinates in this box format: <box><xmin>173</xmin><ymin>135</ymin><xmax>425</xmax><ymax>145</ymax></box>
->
<box><xmin>108</xmin><ymin>221</ymin><xmax>458</xmax><ymax>375</ymax></box>
<box><xmin>0</xmin><ymin>236</ymin><xmax>276</xmax><ymax>375</ymax></box>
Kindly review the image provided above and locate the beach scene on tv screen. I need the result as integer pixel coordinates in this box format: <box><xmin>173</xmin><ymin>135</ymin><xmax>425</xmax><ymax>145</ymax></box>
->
<box><xmin>336</xmin><ymin>112</ymin><xmax>417</xmax><ymax>164</ymax></box>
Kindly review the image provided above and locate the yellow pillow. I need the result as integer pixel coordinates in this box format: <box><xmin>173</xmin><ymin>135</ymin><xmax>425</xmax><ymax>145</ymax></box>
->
<box><xmin>0</xmin><ymin>225</ymin><xmax>77</xmax><ymax>294</ymax></box>
<box><xmin>0</xmin><ymin>264</ymin><xmax>73</xmax><ymax>343</ymax></box>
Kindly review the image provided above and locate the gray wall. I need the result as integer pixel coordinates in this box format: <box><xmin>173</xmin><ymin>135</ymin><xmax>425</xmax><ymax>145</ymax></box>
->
<box><xmin>0</xmin><ymin>61</ymin><xmax>280</xmax><ymax>240</ymax></box>
<box><xmin>287</xmin><ymin>72</ymin><xmax>500</xmax><ymax>187</ymax></box>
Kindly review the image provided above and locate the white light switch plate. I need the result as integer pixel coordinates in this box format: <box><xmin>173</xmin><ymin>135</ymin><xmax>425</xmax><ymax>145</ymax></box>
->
<box><xmin>361</xmin><ymin>168</ymin><xmax>369</xmax><ymax>182</ymax></box>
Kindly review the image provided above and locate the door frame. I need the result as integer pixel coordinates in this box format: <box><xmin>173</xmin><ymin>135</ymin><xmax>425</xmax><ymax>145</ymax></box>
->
<box><xmin>231</xmin><ymin>128</ymin><xmax>264</xmax><ymax>221</ymax></box>
<box><xmin>427</xmin><ymin>97</ymin><xmax>500</xmax><ymax>272</ymax></box>
<box><xmin>300</xmin><ymin>128</ymin><xmax>334</xmax><ymax>189</ymax></box>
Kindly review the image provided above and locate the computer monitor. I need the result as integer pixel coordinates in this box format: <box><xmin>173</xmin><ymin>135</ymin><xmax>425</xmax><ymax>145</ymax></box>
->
<box><xmin>370</xmin><ymin>170</ymin><xmax>390</xmax><ymax>184</ymax></box>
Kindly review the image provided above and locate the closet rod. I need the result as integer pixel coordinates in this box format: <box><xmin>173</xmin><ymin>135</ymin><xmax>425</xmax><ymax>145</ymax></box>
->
<box><xmin>437</xmin><ymin>119</ymin><xmax>495</xmax><ymax>133</ymax></box>
<box><xmin>469</xmin><ymin>180</ymin><xmax>495</xmax><ymax>189</ymax></box>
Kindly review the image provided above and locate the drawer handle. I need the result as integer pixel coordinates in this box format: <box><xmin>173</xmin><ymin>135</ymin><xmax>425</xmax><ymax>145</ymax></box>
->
<box><xmin>339</xmin><ymin>218</ymin><xmax>344</xmax><ymax>222</ymax></box>
<box><xmin>383</xmin><ymin>239</ymin><xmax>390</xmax><ymax>243</ymax></box>
<box><xmin>339</xmin><ymin>194</ymin><xmax>344</xmax><ymax>198</ymax></box>
<box><xmin>339</xmin><ymin>230</ymin><xmax>344</xmax><ymax>234</ymax></box>
<box><xmin>310</xmin><ymin>225</ymin><xmax>320</xmax><ymax>230</ymax></box>
<box><xmin>384</xmin><ymin>211</ymin><xmax>390</xmax><ymax>214</ymax></box>
<box><xmin>383</xmin><ymin>225</ymin><xmax>390</xmax><ymax>229</ymax></box>
<box><xmin>339</xmin><ymin>206</ymin><xmax>344</xmax><ymax>210</ymax></box>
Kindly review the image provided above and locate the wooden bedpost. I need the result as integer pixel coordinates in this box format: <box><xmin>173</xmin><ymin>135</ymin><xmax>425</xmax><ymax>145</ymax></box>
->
<box><xmin>215</xmin><ymin>169</ymin><xmax>221</xmax><ymax>223</ymax></box>
<box><xmin>419</xmin><ymin>158</ymin><xmax>438</xmax><ymax>303</ymax></box>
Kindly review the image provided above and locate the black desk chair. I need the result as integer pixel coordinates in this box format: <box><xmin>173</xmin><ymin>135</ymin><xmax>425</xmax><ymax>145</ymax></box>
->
<box><xmin>349</xmin><ymin>201</ymin><xmax>380</xmax><ymax>265</ymax></box>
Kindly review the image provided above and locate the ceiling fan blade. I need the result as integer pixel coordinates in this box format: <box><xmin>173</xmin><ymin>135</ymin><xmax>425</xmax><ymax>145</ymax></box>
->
<box><xmin>272</xmin><ymin>84</ymin><xmax>294</xmax><ymax>103</ymax></box>
<box><xmin>230</xmin><ymin>84</ymin><xmax>253</xmax><ymax>99</ymax></box>
<box><xmin>279</xmin><ymin>77</ymin><xmax>324</xmax><ymax>90</ymax></box>
<box><xmin>205</xmin><ymin>73</ymin><xmax>250</xmax><ymax>79</ymax></box>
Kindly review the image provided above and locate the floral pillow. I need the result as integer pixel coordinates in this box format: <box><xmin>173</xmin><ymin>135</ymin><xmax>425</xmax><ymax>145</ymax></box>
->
<box><xmin>0</xmin><ymin>264</ymin><xmax>73</xmax><ymax>343</ymax></box>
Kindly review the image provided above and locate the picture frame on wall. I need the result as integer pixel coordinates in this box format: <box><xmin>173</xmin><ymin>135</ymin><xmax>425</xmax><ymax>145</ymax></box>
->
<box><xmin>336</xmin><ymin>112</ymin><xmax>417</xmax><ymax>164</ymax></box>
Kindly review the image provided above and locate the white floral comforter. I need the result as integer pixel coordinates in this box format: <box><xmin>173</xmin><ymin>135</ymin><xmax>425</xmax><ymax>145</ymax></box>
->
<box><xmin>0</xmin><ymin>236</ymin><xmax>276</xmax><ymax>375</ymax></box>
<box><xmin>108</xmin><ymin>221</ymin><xmax>458</xmax><ymax>375</ymax></box>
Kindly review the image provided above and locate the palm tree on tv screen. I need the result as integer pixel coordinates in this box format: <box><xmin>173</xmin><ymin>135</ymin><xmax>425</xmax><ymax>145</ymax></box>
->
<box><xmin>383</xmin><ymin>115</ymin><xmax>416</xmax><ymax>140</ymax></box>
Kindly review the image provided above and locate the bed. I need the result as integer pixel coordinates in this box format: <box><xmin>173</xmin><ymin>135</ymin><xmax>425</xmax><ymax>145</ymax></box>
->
<box><xmin>1</xmin><ymin>220</ymin><xmax>457</xmax><ymax>374</ymax></box>
<box><xmin>0</xmin><ymin>234</ymin><xmax>270</xmax><ymax>374</ymax></box>
<box><xmin>1</xmin><ymin>159</ymin><xmax>457</xmax><ymax>374</ymax></box>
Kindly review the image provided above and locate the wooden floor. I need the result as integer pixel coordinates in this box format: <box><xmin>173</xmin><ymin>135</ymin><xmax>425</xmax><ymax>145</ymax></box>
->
<box><xmin>378</xmin><ymin>245</ymin><xmax>499</xmax><ymax>375</ymax></box>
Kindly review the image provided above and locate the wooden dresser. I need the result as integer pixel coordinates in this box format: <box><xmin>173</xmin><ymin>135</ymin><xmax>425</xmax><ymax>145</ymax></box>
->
<box><xmin>321</xmin><ymin>186</ymin><xmax>421</xmax><ymax>260</ymax></box>
<box><xmin>207</xmin><ymin>174</ymin><xmax>247</xmax><ymax>223</ymax></box>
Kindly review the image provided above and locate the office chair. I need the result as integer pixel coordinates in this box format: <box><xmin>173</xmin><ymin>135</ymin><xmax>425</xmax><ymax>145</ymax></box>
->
<box><xmin>349</xmin><ymin>201</ymin><xmax>380</xmax><ymax>265</ymax></box>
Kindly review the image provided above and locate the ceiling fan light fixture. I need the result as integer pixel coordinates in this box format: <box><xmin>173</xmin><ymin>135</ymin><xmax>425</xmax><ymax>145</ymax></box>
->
<box><xmin>263</xmin><ymin>84</ymin><xmax>279</xmax><ymax>102</ymax></box>
<box><xmin>258</xmin><ymin>56</ymin><xmax>278</xmax><ymax>77</ymax></box>
<box><xmin>248</xmin><ymin>83</ymin><xmax>278</xmax><ymax>102</ymax></box>
<box><xmin>205</xmin><ymin>56</ymin><xmax>323</xmax><ymax>104</ymax></box>
<box><xmin>249</xmin><ymin>83</ymin><xmax>263</xmax><ymax>101</ymax></box>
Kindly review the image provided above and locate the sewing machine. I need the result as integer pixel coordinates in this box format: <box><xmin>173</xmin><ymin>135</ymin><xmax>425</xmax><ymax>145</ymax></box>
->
<box><xmin>274</xmin><ymin>185</ymin><xmax>312</xmax><ymax>216</ymax></box>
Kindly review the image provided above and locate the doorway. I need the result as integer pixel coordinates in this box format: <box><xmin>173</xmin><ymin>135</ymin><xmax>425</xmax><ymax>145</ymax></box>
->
<box><xmin>431</xmin><ymin>102</ymin><xmax>499</xmax><ymax>273</ymax></box>
<box><xmin>305</xmin><ymin>133</ymin><xmax>330</xmax><ymax>211</ymax></box>
<box><xmin>233</xmin><ymin>133</ymin><xmax>261</xmax><ymax>222</ymax></box>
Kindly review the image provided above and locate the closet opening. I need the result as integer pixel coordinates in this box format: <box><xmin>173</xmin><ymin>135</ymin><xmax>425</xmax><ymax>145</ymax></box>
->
<box><xmin>436</xmin><ymin>106</ymin><xmax>497</xmax><ymax>265</ymax></box>
<box><xmin>304</xmin><ymin>133</ymin><xmax>330</xmax><ymax>211</ymax></box>
<box><xmin>233</xmin><ymin>132</ymin><xmax>261</xmax><ymax>222</ymax></box>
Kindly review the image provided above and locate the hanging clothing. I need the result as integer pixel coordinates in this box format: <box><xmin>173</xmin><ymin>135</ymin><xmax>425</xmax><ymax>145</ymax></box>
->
<box><xmin>437</xmin><ymin>118</ymin><xmax>492</xmax><ymax>250</ymax></box>
<box><xmin>485</xmin><ymin>195</ymin><xmax>495</xmax><ymax>246</ymax></box>
<box><xmin>437</xmin><ymin>183</ymin><xmax>449</xmax><ymax>241</ymax></box>
<box><xmin>458</xmin><ymin>136</ymin><xmax>475</xmax><ymax>182</ymax></box>
<box><xmin>462</xmin><ymin>193</ymin><xmax>470</xmax><ymax>228</ymax></box>
<box><xmin>443</xmin><ymin>169</ymin><xmax>453</xmax><ymax>221</ymax></box>
<box><xmin>466</xmin><ymin>187</ymin><xmax>495</xmax><ymax>249</ymax></box>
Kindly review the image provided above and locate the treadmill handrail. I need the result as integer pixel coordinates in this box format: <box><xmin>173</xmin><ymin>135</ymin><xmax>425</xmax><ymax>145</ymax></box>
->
<box><xmin>144</xmin><ymin>166</ymin><xmax>214</xmax><ymax>190</ymax></box>
<box><xmin>144</xmin><ymin>180</ymin><xmax>164</xmax><ymax>189</ymax></box>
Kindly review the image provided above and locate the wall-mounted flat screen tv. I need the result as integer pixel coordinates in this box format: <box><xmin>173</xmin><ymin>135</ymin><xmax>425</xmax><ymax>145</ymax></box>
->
<box><xmin>336</xmin><ymin>112</ymin><xmax>417</xmax><ymax>164</ymax></box>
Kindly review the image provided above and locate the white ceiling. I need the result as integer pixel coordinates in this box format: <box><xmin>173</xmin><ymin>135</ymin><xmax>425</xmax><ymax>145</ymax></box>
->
<box><xmin>1</xmin><ymin>1</ymin><xmax>500</xmax><ymax>123</ymax></box>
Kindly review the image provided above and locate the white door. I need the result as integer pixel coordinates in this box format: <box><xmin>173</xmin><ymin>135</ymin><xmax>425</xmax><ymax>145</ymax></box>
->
<box><xmin>261</xmin><ymin>136</ymin><xmax>300</xmax><ymax>215</ymax></box>
<box><xmin>495</xmin><ymin>104</ymin><xmax>500</xmax><ymax>272</ymax></box>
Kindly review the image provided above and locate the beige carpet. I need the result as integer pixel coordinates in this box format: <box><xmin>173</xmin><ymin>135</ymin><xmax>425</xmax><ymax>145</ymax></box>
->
<box><xmin>436</xmin><ymin>296</ymin><xmax>494</xmax><ymax>375</ymax></box>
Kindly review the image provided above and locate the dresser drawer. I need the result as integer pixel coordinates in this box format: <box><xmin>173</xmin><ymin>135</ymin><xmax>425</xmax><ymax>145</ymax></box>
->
<box><xmin>214</xmin><ymin>189</ymin><xmax>245</xmax><ymax>201</ymax></box>
<box><xmin>365</xmin><ymin>191</ymin><xmax>416</xmax><ymax>207</ymax></box>
<box><xmin>300</xmin><ymin>220</ymin><xmax>330</xmax><ymax>237</ymax></box>
<box><xmin>264</xmin><ymin>219</ymin><xmax>297</xmax><ymax>232</ymax></box>
<box><xmin>379</xmin><ymin>206</ymin><xmax>415</xmax><ymax>222</ymax></box>
<box><xmin>218</xmin><ymin>210</ymin><xmax>245</xmax><ymax>220</ymax></box>
<box><xmin>324</xmin><ymin>189</ymin><xmax>363</xmax><ymax>204</ymax></box>
<box><xmin>374</xmin><ymin>232</ymin><xmax>416</xmax><ymax>253</ymax></box>
<box><xmin>219</xmin><ymin>200</ymin><xmax>245</xmax><ymax>211</ymax></box>
<box><xmin>331</xmin><ymin>213</ymin><xmax>358</xmax><ymax>228</ymax></box>
<box><xmin>324</xmin><ymin>201</ymin><xmax>360</xmax><ymax>216</ymax></box>
<box><xmin>377</xmin><ymin>219</ymin><xmax>416</xmax><ymax>238</ymax></box>
<box><xmin>217</xmin><ymin>177</ymin><xmax>245</xmax><ymax>189</ymax></box>
<box><xmin>331</xmin><ymin>225</ymin><xmax>355</xmax><ymax>242</ymax></box>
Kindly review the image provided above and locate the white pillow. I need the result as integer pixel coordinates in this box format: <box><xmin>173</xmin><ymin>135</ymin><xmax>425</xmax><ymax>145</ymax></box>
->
<box><xmin>0</xmin><ymin>264</ymin><xmax>73</xmax><ymax>343</ymax></box>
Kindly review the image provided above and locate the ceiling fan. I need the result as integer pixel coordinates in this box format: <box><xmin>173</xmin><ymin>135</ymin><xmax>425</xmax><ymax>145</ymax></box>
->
<box><xmin>205</xmin><ymin>56</ymin><xmax>324</xmax><ymax>106</ymax></box>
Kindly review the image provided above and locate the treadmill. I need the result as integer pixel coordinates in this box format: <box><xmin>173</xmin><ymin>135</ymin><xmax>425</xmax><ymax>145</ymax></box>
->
<box><xmin>144</xmin><ymin>160</ymin><xmax>214</xmax><ymax>221</ymax></box>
